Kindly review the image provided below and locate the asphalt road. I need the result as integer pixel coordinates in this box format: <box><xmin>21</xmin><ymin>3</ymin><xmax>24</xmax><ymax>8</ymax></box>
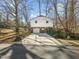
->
<box><xmin>0</xmin><ymin>33</ymin><xmax>79</xmax><ymax>59</ymax></box>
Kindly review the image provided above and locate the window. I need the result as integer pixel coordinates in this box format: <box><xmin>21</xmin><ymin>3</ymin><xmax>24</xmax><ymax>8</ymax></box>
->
<box><xmin>35</xmin><ymin>21</ymin><xmax>37</xmax><ymax>23</ymax></box>
<box><xmin>46</xmin><ymin>21</ymin><xmax>48</xmax><ymax>23</ymax></box>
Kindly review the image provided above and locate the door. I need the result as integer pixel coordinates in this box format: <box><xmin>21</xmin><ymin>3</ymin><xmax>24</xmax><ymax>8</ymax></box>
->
<box><xmin>33</xmin><ymin>28</ymin><xmax>40</xmax><ymax>33</ymax></box>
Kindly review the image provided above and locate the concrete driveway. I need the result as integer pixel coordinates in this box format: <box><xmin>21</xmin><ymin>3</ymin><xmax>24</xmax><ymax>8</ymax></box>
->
<box><xmin>0</xmin><ymin>33</ymin><xmax>79</xmax><ymax>59</ymax></box>
<box><xmin>22</xmin><ymin>33</ymin><xmax>62</xmax><ymax>45</ymax></box>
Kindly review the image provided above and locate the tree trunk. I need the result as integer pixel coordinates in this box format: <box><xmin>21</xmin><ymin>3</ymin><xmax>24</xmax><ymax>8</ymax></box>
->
<box><xmin>14</xmin><ymin>0</ymin><xmax>20</xmax><ymax>38</ymax></box>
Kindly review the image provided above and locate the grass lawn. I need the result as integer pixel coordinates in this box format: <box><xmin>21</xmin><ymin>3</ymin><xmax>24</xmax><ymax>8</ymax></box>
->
<box><xmin>58</xmin><ymin>39</ymin><xmax>79</xmax><ymax>45</ymax></box>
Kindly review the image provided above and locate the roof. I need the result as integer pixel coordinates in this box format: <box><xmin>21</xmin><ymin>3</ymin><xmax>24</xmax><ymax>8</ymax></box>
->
<box><xmin>30</xmin><ymin>15</ymin><xmax>53</xmax><ymax>21</ymax></box>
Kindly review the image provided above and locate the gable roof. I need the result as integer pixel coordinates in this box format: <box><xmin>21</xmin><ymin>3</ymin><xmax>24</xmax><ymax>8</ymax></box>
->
<box><xmin>30</xmin><ymin>15</ymin><xmax>53</xmax><ymax>21</ymax></box>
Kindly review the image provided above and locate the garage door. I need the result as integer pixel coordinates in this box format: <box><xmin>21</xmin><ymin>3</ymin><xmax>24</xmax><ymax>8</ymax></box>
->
<box><xmin>33</xmin><ymin>28</ymin><xmax>40</xmax><ymax>33</ymax></box>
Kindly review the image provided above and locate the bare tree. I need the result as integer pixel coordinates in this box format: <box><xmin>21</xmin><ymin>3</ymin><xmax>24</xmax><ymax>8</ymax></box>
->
<box><xmin>67</xmin><ymin>0</ymin><xmax>76</xmax><ymax>35</ymax></box>
<box><xmin>36</xmin><ymin>0</ymin><xmax>41</xmax><ymax>16</ymax></box>
<box><xmin>0</xmin><ymin>12</ymin><xmax>2</xmax><ymax>33</ymax></box>
<box><xmin>21</xmin><ymin>0</ymin><xmax>29</xmax><ymax>31</ymax></box>
<box><xmin>53</xmin><ymin>0</ymin><xmax>65</xmax><ymax>29</ymax></box>
<box><xmin>45</xmin><ymin>0</ymin><xmax>49</xmax><ymax>17</ymax></box>
<box><xmin>2</xmin><ymin>0</ymin><xmax>21</xmax><ymax>40</ymax></box>
<box><xmin>14</xmin><ymin>0</ymin><xmax>19</xmax><ymax>37</ymax></box>
<box><xmin>64</xmin><ymin>0</ymin><xmax>69</xmax><ymax>37</ymax></box>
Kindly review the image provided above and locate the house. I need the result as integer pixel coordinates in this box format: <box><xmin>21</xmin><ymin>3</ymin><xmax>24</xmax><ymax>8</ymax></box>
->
<box><xmin>30</xmin><ymin>16</ymin><xmax>53</xmax><ymax>33</ymax></box>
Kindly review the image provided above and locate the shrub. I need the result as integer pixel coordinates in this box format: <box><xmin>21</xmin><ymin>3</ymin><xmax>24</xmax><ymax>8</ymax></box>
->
<box><xmin>46</xmin><ymin>28</ymin><xmax>65</xmax><ymax>38</ymax></box>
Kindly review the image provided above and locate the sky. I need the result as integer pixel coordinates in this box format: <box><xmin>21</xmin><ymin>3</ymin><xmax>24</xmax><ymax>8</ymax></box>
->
<box><xmin>0</xmin><ymin>0</ymin><xmax>79</xmax><ymax>23</ymax></box>
<box><xmin>0</xmin><ymin>0</ymin><xmax>67</xmax><ymax>19</ymax></box>
<box><xmin>26</xmin><ymin>0</ymin><xmax>65</xmax><ymax>19</ymax></box>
